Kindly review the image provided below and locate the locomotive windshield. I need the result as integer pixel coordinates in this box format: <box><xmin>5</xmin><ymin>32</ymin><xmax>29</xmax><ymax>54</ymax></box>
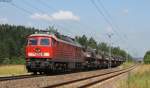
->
<box><xmin>28</xmin><ymin>37</ymin><xmax>50</xmax><ymax>45</ymax></box>
<box><xmin>40</xmin><ymin>38</ymin><xmax>49</xmax><ymax>45</ymax></box>
<box><xmin>28</xmin><ymin>38</ymin><xmax>38</xmax><ymax>45</ymax></box>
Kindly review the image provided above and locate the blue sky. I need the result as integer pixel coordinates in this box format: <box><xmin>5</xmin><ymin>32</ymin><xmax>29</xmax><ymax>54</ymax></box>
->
<box><xmin>0</xmin><ymin>0</ymin><xmax>150</xmax><ymax>57</ymax></box>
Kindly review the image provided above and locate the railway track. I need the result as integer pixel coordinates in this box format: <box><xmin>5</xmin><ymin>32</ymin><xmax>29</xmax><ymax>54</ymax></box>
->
<box><xmin>43</xmin><ymin>65</ymin><xmax>136</xmax><ymax>88</ymax></box>
<box><xmin>0</xmin><ymin>74</ymin><xmax>44</xmax><ymax>81</ymax></box>
<box><xmin>0</xmin><ymin>65</ymin><xmax>136</xmax><ymax>88</ymax></box>
<box><xmin>0</xmin><ymin>69</ymin><xmax>108</xmax><ymax>82</ymax></box>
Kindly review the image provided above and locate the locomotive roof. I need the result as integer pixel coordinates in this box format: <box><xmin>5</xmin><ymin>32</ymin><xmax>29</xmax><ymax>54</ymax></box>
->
<box><xmin>28</xmin><ymin>33</ymin><xmax>82</xmax><ymax>48</ymax></box>
<box><xmin>29</xmin><ymin>34</ymin><xmax>53</xmax><ymax>37</ymax></box>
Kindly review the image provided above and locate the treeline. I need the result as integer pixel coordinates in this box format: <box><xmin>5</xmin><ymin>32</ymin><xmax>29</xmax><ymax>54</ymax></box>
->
<box><xmin>0</xmin><ymin>24</ymin><xmax>132</xmax><ymax>64</ymax></box>
<box><xmin>75</xmin><ymin>35</ymin><xmax>132</xmax><ymax>60</ymax></box>
<box><xmin>0</xmin><ymin>24</ymin><xmax>36</xmax><ymax>64</ymax></box>
<box><xmin>144</xmin><ymin>51</ymin><xmax>150</xmax><ymax>64</ymax></box>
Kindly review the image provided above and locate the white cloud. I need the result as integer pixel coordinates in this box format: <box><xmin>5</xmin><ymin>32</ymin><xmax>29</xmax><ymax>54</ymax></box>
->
<box><xmin>30</xmin><ymin>10</ymin><xmax>80</xmax><ymax>21</ymax></box>
<box><xmin>0</xmin><ymin>17</ymin><xmax>8</xmax><ymax>24</ymax></box>
<box><xmin>51</xmin><ymin>10</ymin><xmax>79</xmax><ymax>21</ymax></box>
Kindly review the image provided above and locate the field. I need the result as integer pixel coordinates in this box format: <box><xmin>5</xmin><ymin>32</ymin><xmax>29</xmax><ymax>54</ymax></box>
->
<box><xmin>120</xmin><ymin>64</ymin><xmax>150</xmax><ymax>88</ymax></box>
<box><xmin>0</xmin><ymin>65</ymin><xmax>27</xmax><ymax>76</ymax></box>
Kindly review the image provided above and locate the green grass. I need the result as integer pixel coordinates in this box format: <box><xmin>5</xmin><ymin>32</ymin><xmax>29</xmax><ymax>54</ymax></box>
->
<box><xmin>0</xmin><ymin>65</ymin><xmax>27</xmax><ymax>76</ymax></box>
<box><xmin>120</xmin><ymin>65</ymin><xmax>150</xmax><ymax>88</ymax></box>
<box><xmin>119</xmin><ymin>61</ymin><xmax>134</xmax><ymax>69</ymax></box>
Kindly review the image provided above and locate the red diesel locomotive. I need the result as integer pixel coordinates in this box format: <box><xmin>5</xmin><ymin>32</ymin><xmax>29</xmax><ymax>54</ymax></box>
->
<box><xmin>25</xmin><ymin>32</ymin><xmax>125</xmax><ymax>74</ymax></box>
<box><xmin>26</xmin><ymin>33</ymin><xmax>84</xmax><ymax>74</ymax></box>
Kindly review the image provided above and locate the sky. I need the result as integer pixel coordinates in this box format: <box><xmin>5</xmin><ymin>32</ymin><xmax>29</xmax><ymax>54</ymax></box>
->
<box><xmin>0</xmin><ymin>0</ymin><xmax>150</xmax><ymax>58</ymax></box>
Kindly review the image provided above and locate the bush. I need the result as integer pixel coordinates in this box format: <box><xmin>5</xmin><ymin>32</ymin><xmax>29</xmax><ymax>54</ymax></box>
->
<box><xmin>1</xmin><ymin>57</ymin><xmax>25</xmax><ymax>65</ymax></box>
<box><xmin>144</xmin><ymin>51</ymin><xmax>150</xmax><ymax>64</ymax></box>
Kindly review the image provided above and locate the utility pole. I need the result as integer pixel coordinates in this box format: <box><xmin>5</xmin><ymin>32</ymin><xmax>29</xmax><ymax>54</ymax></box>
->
<box><xmin>126</xmin><ymin>50</ymin><xmax>129</xmax><ymax>62</ymax></box>
<box><xmin>107</xmin><ymin>33</ymin><xmax>113</xmax><ymax>69</ymax></box>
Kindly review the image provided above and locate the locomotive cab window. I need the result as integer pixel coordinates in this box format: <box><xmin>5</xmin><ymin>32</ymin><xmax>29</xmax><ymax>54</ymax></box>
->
<box><xmin>28</xmin><ymin>38</ymin><xmax>38</xmax><ymax>45</ymax></box>
<box><xmin>40</xmin><ymin>38</ymin><xmax>50</xmax><ymax>45</ymax></box>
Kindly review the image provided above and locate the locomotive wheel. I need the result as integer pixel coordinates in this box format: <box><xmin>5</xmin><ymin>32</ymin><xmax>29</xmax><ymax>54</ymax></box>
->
<box><xmin>33</xmin><ymin>71</ymin><xmax>37</xmax><ymax>75</ymax></box>
<box><xmin>39</xmin><ymin>72</ymin><xmax>43</xmax><ymax>75</ymax></box>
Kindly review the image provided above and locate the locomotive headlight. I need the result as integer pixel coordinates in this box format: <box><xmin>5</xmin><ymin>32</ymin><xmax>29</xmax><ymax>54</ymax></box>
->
<box><xmin>43</xmin><ymin>52</ymin><xmax>50</xmax><ymax>56</ymax></box>
<box><xmin>28</xmin><ymin>53</ymin><xmax>35</xmax><ymax>56</ymax></box>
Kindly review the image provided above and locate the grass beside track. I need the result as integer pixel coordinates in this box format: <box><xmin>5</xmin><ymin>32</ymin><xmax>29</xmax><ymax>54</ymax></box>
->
<box><xmin>120</xmin><ymin>64</ymin><xmax>150</xmax><ymax>88</ymax></box>
<box><xmin>0</xmin><ymin>65</ymin><xmax>27</xmax><ymax>76</ymax></box>
<box><xmin>119</xmin><ymin>61</ymin><xmax>134</xmax><ymax>69</ymax></box>
<box><xmin>0</xmin><ymin>62</ymin><xmax>133</xmax><ymax>77</ymax></box>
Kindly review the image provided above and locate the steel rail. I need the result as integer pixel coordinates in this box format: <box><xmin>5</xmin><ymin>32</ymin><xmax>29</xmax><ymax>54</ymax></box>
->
<box><xmin>0</xmin><ymin>74</ymin><xmax>44</xmax><ymax>81</ymax></box>
<box><xmin>43</xmin><ymin>65</ymin><xmax>136</xmax><ymax>88</ymax></box>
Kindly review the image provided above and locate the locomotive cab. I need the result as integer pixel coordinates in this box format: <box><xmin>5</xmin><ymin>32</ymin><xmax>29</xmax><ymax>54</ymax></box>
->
<box><xmin>26</xmin><ymin>35</ymin><xmax>52</xmax><ymax>58</ymax></box>
<box><xmin>25</xmin><ymin>34</ymin><xmax>56</xmax><ymax>73</ymax></box>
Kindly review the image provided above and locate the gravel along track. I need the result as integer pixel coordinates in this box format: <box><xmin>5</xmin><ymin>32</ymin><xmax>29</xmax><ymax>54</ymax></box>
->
<box><xmin>0</xmin><ymin>65</ymin><xmax>135</xmax><ymax>88</ymax></box>
<box><xmin>43</xmin><ymin>65</ymin><xmax>136</xmax><ymax>88</ymax></box>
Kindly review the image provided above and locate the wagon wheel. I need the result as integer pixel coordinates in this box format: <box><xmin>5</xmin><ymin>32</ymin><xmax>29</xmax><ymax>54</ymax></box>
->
<box><xmin>33</xmin><ymin>71</ymin><xmax>37</xmax><ymax>75</ymax></box>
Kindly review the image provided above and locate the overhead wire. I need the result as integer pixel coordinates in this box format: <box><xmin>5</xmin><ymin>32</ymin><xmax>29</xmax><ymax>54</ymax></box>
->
<box><xmin>9</xmin><ymin>0</ymin><xmax>133</xmax><ymax>55</ymax></box>
<box><xmin>29</xmin><ymin>0</ymin><xmax>76</xmax><ymax>35</ymax></box>
<box><xmin>90</xmin><ymin>1</ymin><xmax>123</xmax><ymax>42</ymax></box>
<box><xmin>90</xmin><ymin>0</ymin><xmax>125</xmax><ymax>49</ymax></box>
<box><xmin>10</xmin><ymin>1</ymin><xmax>123</xmax><ymax>42</ymax></box>
<box><xmin>97</xmin><ymin>0</ymin><xmax>137</xmax><ymax>55</ymax></box>
<box><xmin>10</xmin><ymin>1</ymin><xmax>73</xmax><ymax>36</ymax></box>
<box><xmin>91</xmin><ymin>0</ymin><xmax>138</xmax><ymax>56</ymax></box>
<box><xmin>97</xmin><ymin>0</ymin><xmax>128</xmax><ymax>41</ymax></box>
<box><xmin>10</xmin><ymin>2</ymin><xmax>32</xmax><ymax>15</ymax></box>
<box><xmin>36</xmin><ymin>0</ymin><xmax>93</xmax><ymax>37</ymax></box>
<box><xmin>22</xmin><ymin>0</ymin><xmax>45</xmax><ymax>13</ymax></box>
<box><xmin>32</xmin><ymin>0</ymin><xmax>121</xmax><ymax>48</ymax></box>
<box><xmin>35</xmin><ymin>0</ymin><xmax>105</xmax><ymax>42</ymax></box>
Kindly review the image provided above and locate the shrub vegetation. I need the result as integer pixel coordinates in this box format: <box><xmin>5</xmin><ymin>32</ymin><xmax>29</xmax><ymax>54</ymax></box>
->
<box><xmin>144</xmin><ymin>51</ymin><xmax>150</xmax><ymax>64</ymax></box>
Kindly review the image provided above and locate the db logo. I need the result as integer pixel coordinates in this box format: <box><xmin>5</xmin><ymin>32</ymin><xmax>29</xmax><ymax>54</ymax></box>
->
<box><xmin>34</xmin><ymin>48</ymin><xmax>41</xmax><ymax>53</ymax></box>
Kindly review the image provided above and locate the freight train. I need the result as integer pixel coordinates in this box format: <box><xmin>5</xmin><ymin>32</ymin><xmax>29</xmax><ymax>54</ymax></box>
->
<box><xmin>25</xmin><ymin>32</ymin><xmax>125</xmax><ymax>74</ymax></box>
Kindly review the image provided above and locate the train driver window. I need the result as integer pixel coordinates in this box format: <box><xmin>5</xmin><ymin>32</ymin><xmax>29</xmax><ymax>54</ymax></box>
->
<box><xmin>40</xmin><ymin>38</ymin><xmax>50</xmax><ymax>45</ymax></box>
<box><xmin>28</xmin><ymin>38</ymin><xmax>38</xmax><ymax>45</ymax></box>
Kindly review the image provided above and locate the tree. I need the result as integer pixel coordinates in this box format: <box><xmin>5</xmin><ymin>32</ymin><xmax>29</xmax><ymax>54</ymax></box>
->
<box><xmin>144</xmin><ymin>51</ymin><xmax>150</xmax><ymax>64</ymax></box>
<box><xmin>97</xmin><ymin>42</ymin><xmax>109</xmax><ymax>53</ymax></box>
<box><xmin>0</xmin><ymin>24</ymin><xmax>36</xmax><ymax>64</ymax></box>
<box><xmin>88</xmin><ymin>37</ymin><xmax>97</xmax><ymax>49</ymax></box>
<box><xmin>46</xmin><ymin>26</ymin><xmax>58</xmax><ymax>34</ymax></box>
<box><xmin>112</xmin><ymin>47</ymin><xmax>120</xmax><ymax>55</ymax></box>
<box><xmin>75</xmin><ymin>35</ymin><xmax>88</xmax><ymax>48</ymax></box>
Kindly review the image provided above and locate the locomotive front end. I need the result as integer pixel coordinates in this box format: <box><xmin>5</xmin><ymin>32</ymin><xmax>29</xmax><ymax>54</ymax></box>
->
<box><xmin>25</xmin><ymin>34</ymin><xmax>53</xmax><ymax>73</ymax></box>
